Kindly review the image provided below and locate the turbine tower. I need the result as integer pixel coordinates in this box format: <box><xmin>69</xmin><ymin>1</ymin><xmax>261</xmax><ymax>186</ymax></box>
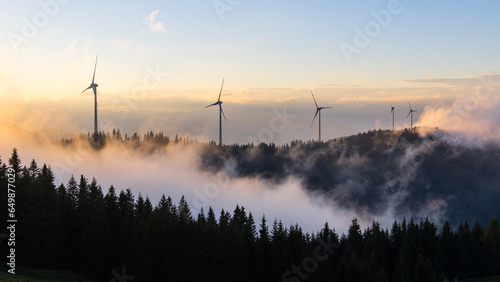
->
<box><xmin>390</xmin><ymin>101</ymin><xmax>397</xmax><ymax>131</ymax></box>
<box><xmin>310</xmin><ymin>91</ymin><xmax>331</xmax><ymax>142</ymax></box>
<box><xmin>205</xmin><ymin>78</ymin><xmax>226</xmax><ymax>146</ymax></box>
<box><xmin>406</xmin><ymin>102</ymin><xmax>417</xmax><ymax>131</ymax></box>
<box><xmin>82</xmin><ymin>55</ymin><xmax>99</xmax><ymax>137</ymax></box>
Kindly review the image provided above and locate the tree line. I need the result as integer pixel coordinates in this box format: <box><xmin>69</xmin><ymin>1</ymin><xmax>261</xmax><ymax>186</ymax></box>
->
<box><xmin>63</xmin><ymin>128</ymin><xmax>500</xmax><ymax>228</ymax></box>
<box><xmin>0</xmin><ymin>148</ymin><xmax>499</xmax><ymax>281</ymax></box>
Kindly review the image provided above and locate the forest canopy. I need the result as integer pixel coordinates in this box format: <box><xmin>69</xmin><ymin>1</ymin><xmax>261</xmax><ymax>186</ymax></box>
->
<box><xmin>0</xmin><ymin>147</ymin><xmax>499</xmax><ymax>281</ymax></box>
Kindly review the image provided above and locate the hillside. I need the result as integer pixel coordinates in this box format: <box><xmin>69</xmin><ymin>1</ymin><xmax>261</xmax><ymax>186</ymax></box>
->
<box><xmin>198</xmin><ymin>128</ymin><xmax>500</xmax><ymax>227</ymax></box>
<box><xmin>59</xmin><ymin>127</ymin><xmax>500</xmax><ymax>228</ymax></box>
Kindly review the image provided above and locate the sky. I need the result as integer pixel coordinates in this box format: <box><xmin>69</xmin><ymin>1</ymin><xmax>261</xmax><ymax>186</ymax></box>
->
<box><xmin>1</xmin><ymin>0</ymin><xmax>499</xmax><ymax>143</ymax></box>
<box><xmin>1</xmin><ymin>0</ymin><xmax>500</xmax><ymax>232</ymax></box>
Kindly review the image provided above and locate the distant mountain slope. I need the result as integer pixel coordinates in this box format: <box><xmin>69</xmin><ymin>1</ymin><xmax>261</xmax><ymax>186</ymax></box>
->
<box><xmin>43</xmin><ymin>126</ymin><xmax>500</xmax><ymax>227</ymax></box>
<box><xmin>199</xmin><ymin>128</ymin><xmax>500</xmax><ymax>227</ymax></box>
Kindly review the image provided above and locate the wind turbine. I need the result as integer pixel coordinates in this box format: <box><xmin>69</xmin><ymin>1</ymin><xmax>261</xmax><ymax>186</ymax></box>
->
<box><xmin>81</xmin><ymin>55</ymin><xmax>99</xmax><ymax>137</ymax></box>
<box><xmin>205</xmin><ymin>78</ymin><xmax>226</xmax><ymax>146</ymax></box>
<box><xmin>389</xmin><ymin>101</ymin><xmax>397</xmax><ymax>131</ymax></box>
<box><xmin>406</xmin><ymin>102</ymin><xmax>417</xmax><ymax>131</ymax></box>
<box><xmin>310</xmin><ymin>91</ymin><xmax>331</xmax><ymax>142</ymax></box>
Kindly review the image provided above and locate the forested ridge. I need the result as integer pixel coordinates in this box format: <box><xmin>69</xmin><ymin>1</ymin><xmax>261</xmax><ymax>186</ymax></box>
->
<box><xmin>65</xmin><ymin>128</ymin><xmax>500</xmax><ymax>227</ymax></box>
<box><xmin>0</xmin><ymin>148</ymin><xmax>500</xmax><ymax>281</ymax></box>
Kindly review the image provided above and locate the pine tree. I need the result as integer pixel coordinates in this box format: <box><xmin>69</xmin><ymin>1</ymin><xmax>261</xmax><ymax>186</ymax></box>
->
<box><xmin>0</xmin><ymin>156</ymin><xmax>7</xmax><ymax>265</ymax></box>
<box><xmin>27</xmin><ymin>159</ymin><xmax>40</xmax><ymax>182</ymax></box>
<box><xmin>55</xmin><ymin>183</ymin><xmax>72</xmax><ymax>267</ymax></box>
<box><xmin>8</xmin><ymin>148</ymin><xmax>21</xmax><ymax>177</ymax></box>
<box><xmin>439</xmin><ymin>220</ymin><xmax>456</xmax><ymax>279</ymax></box>
<box><xmin>256</xmin><ymin>215</ymin><xmax>272</xmax><ymax>281</ymax></box>
<box><xmin>271</xmin><ymin>219</ymin><xmax>288</xmax><ymax>279</ymax></box>
<box><xmin>80</xmin><ymin>180</ymin><xmax>111</xmax><ymax>279</ymax></box>
<box><xmin>178</xmin><ymin>195</ymin><xmax>193</xmax><ymax>224</ymax></box>
<box><xmin>117</xmin><ymin>189</ymin><xmax>135</xmax><ymax>270</ymax></box>
<box><xmin>471</xmin><ymin>219</ymin><xmax>486</xmax><ymax>276</ymax></box>
<box><xmin>484</xmin><ymin>217</ymin><xmax>500</xmax><ymax>274</ymax></box>
<box><xmin>347</xmin><ymin>218</ymin><xmax>363</xmax><ymax>257</ymax></box>
<box><xmin>18</xmin><ymin>164</ymin><xmax>66</xmax><ymax>268</ymax></box>
<box><xmin>170</xmin><ymin>195</ymin><xmax>198</xmax><ymax>281</ymax></box>
<box><xmin>66</xmin><ymin>175</ymin><xmax>79</xmax><ymax>210</ymax></box>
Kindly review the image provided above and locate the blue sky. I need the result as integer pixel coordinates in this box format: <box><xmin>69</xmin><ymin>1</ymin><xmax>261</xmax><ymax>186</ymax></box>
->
<box><xmin>1</xmin><ymin>0</ymin><xmax>499</xmax><ymax>142</ymax></box>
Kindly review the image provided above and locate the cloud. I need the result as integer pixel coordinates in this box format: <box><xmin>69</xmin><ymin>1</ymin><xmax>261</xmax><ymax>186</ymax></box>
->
<box><xmin>61</xmin><ymin>37</ymin><xmax>81</xmax><ymax>56</ymax></box>
<box><xmin>335</xmin><ymin>95</ymin><xmax>440</xmax><ymax>104</ymax></box>
<box><xmin>110</xmin><ymin>37</ymin><xmax>134</xmax><ymax>51</ymax></box>
<box><xmin>137</xmin><ymin>45</ymin><xmax>146</xmax><ymax>54</ymax></box>
<box><xmin>416</xmin><ymin>75</ymin><xmax>500</xmax><ymax>146</ymax></box>
<box><xmin>0</xmin><ymin>124</ymin><xmax>363</xmax><ymax>234</ymax></box>
<box><xmin>401</xmin><ymin>74</ymin><xmax>500</xmax><ymax>88</ymax></box>
<box><xmin>140</xmin><ymin>10</ymin><xmax>166</xmax><ymax>34</ymax></box>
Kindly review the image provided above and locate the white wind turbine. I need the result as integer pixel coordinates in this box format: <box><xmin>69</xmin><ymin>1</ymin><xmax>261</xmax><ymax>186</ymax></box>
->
<box><xmin>406</xmin><ymin>102</ymin><xmax>417</xmax><ymax>131</ymax></box>
<box><xmin>390</xmin><ymin>101</ymin><xmax>397</xmax><ymax>131</ymax></box>
<box><xmin>205</xmin><ymin>78</ymin><xmax>226</xmax><ymax>146</ymax></box>
<box><xmin>310</xmin><ymin>91</ymin><xmax>332</xmax><ymax>142</ymax></box>
<box><xmin>81</xmin><ymin>55</ymin><xmax>99</xmax><ymax>137</ymax></box>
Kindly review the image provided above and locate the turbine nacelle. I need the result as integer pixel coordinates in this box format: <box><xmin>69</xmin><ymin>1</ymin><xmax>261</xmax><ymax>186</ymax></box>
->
<box><xmin>389</xmin><ymin>102</ymin><xmax>398</xmax><ymax>131</ymax></box>
<box><xmin>310</xmin><ymin>91</ymin><xmax>331</xmax><ymax>142</ymax></box>
<box><xmin>82</xmin><ymin>83</ymin><xmax>99</xmax><ymax>94</ymax></box>
<box><xmin>205</xmin><ymin>78</ymin><xmax>227</xmax><ymax>145</ymax></box>
<box><xmin>406</xmin><ymin>102</ymin><xmax>418</xmax><ymax>130</ymax></box>
<box><xmin>80</xmin><ymin>54</ymin><xmax>99</xmax><ymax>138</ymax></box>
<box><xmin>310</xmin><ymin>91</ymin><xmax>331</xmax><ymax>127</ymax></box>
<box><xmin>82</xmin><ymin>55</ymin><xmax>99</xmax><ymax>94</ymax></box>
<box><xmin>389</xmin><ymin>102</ymin><xmax>397</xmax><ymax>114</ymax></box>
<box><xmin>406</xmin><ymin>102</ymin><xmax>417</xmax><ymax>118</ymax></box>
<box><xmin>205</xmin><ymin>101</ymin><xmax>222</xmax><ymax>108</ymax></box>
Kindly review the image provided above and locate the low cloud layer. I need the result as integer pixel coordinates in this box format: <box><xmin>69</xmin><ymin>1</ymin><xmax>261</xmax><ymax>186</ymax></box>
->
<box><xmin>0</xmin><ymin>124</ymin><xmax>366</xmax><ymax>234</ymax></box>
<box><xmin>416</xmin><ymin>75</ymin><xmax>500</xmax><ymax>146</ymax></box>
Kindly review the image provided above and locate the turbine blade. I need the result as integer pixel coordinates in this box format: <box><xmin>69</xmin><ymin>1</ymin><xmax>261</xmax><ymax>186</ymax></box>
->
<box><xmin>92</xmin><ymin>54</ymin><xmax>98</xmax><ymax>84</ymax></box>
<box><xmin>406</xmin><ymin>111</ymin><xmax>411</xmax><ymax>118</ymax></box>
<box><xmin>408</xmin><ymin>102</ymin><xmax>412</xmax><ymax>110</ymax></box>
<box><xmin>218</xmin><ymin>78</ymin><xmax>225</xmax><ymax>102</ymax></box>
<box><xmin>82</xmin><ymin>85</ymin><xmax>92</xmax><ymax>93</ymax></box>
<box><xmin>323</xmin><ymin>107</ymin><xmax>332</xmax><ymax>109</ymax></box>
<box><xmin>310</xmin><ymin>109</ymin><xmax>319</xmax><ymax>128</ymax></box>
<box><xmin>220</xmin><ymin>105</ymin><xmax>227</xmax><ymax>121</ymax></box>
<box><xmin>205</xmin><ymin>102</ymin><xmax>218</xmax><ymax>108</ymax></box>
<box><xmin>311</xmin><ymin>91</ymin><xmax>318</xmax><ymax>108</ymax></box>
<box><xmin>390</xmin><ymin>108</ymin><xmax>394</xmax><ymax>117</ymax></box>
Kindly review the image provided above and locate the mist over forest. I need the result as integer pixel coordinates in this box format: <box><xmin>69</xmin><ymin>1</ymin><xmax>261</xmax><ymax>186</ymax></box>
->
<box><xmin>200</xmin><ymin>128</ymin><xmax>500</xmax><ymax>228</ymax></box>
<box><xmin>1</xmin><ymin>126</ymin><xmax>500</xmax><ymax>281</ymax></box>
<box><xmin>46</xmin><ymin>126</ymin><xmax>500</xmax><ymax>230</ymax></box>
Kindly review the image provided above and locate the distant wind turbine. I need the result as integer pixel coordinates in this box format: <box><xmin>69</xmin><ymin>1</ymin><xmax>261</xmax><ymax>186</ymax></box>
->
<box><xmin>81</xmin><ymin>55</ymin><xmax>99</xmax><ymax>137</ymax></box>
<box><xmin>389</xmin><ymin>101</ymin><xmax>397</xmax><ymax>131</ymax></box>
<box><xmin>310</xmin><ymin>91</ymin><xmax>331</xmax><ymax>142</ymax></box>
<box><xmin>406</xmin><ymin>102</ymin><xmax>417</xmax><ymax>131</ymax></box>
<box><xmin>205</xmin><ymin>78</ymin><xmax>226</xmax><ymax>146</ymax></box>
